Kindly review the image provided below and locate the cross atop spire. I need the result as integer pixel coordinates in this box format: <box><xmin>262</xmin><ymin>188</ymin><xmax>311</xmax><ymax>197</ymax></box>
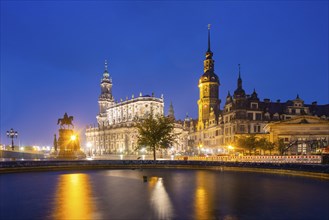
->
<box><xmin>237</xmin><ymin>64</ymin><xmax>243</xmax><ymax>90</ymax></box>
<box><xmin>207</xmin><ymin>24</ymin><xmax>211</xmax><ymax>52</ymax></box>
<box><xmin>102</xmin><ymin>59</ymin><xmax>110</xmax><ymax>82</ymax></box>
<box><xmin>238</xmin><ymin>64</ymin><xmax>241</xmax><ymax>79</ymax></box>
<box><xmin>104</xmin><ymin>59</ymin><xmax>108</xmax><ymax>72</ymax></box>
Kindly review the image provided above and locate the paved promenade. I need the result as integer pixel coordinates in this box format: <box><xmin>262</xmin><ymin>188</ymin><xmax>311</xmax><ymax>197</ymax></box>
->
<box><xmin>1</xmin><ymin>160</ymin><xmax>329</xmax><ymax>180</ymax></box>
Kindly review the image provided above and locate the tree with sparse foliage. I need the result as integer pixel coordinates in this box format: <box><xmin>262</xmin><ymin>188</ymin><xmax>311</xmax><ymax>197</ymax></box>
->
<box><xmin>135</xmin><ymin>113</ymin><xmax>176</xmax><ymax>161</ymax></box>
<box><xmin>236</xmin><ymin>135</ymin><xmax>257</xmax><ymax>155</ymax></box>
<box><xmin>266</xmin><ymin>141</ymin><xmax>276</xmax><ymax>155</ymax></box>
<box><xmin>276</xmin><ymin>139</ymin><xmax>297</xmax><ymax>155</ymax></box>
<box><xmin>257</xmin><ymin>138</ymin><xmax>276</xmax><ymax>155</ymax></box>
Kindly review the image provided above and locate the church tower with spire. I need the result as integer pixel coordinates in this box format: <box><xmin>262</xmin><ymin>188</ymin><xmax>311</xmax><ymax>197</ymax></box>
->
<box><xmin>97</xmin><ymin>60</ymin><xmax>114</xmax><ymax>126</ymax></box>
<box><xmin>233</xmin><ymin>64</ymin><xmax>246</xmax><ymax>109</ymax></box>
<box><xmin>168</xmin><ymin>101</ymin><xmax>175</xmax><ymax>120</ymax></box>
<box><xmin>197</xmin><ymin>25</ymin><xmax>220</xmax><ymax>130</ymax></box>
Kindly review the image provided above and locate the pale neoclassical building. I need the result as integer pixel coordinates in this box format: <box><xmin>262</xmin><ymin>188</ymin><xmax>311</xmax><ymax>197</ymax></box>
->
<box><xmin>85</xmin><ymin>61</ymin><xmax>164</xmax><ymax>155</ymax></box>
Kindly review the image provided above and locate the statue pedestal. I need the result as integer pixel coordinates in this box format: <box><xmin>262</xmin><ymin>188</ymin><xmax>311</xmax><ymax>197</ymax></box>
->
<box><xmin>54</xmin><ymin>129</ymin><xmax>85</xmax><ymax>159</ymax></box>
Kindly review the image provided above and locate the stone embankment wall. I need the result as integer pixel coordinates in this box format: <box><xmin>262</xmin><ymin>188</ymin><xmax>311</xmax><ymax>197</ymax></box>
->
<box><xmin>0</xmin><ymin>160</ymin><xmax>329</xmax><ymax>178</ymax></box>
<box><xmin>177</xmin><ymin>155</ymin><xmax>323</xmax><ymax>163</ymax></box>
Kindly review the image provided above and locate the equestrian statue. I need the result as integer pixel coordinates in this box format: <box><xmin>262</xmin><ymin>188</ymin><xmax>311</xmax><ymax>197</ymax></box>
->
<box><xmin>57</xmin><ymin>112</ymin><xmax>74</xmax><ymax>128</ymax></box>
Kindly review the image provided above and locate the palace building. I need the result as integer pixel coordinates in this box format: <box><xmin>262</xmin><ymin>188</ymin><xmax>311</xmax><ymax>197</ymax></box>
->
<box><xmin>86</xmin><ymin>27</ymin><xmax>329</xmax><ymax>156</ymax></box>
<box><xmin>186</xmin><ymin>26</ymin><xmax>329</xmax><ymax>155</ymax></box>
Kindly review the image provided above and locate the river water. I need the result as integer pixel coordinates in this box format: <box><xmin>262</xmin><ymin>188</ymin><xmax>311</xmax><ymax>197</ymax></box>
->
<box><xmin>0</xmin><ymin>169</ymin><xmax>328</xmax><ymax>220</ymax></box>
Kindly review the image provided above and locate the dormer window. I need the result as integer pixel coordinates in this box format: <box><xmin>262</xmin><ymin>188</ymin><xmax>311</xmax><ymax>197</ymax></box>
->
<box><xmin>273</xmin><ymin>113</ymin><xmax>279</xmax><ymax>119</ymax></box>
<box><xmin>264</xmin><ymin>112</ymin><xmax>270</xmax><ymax>119</ymax></box>
<box><xmin>251</xmin><ymin>103</ymin><xmax>258</xmax><ymax>109</ymax></box>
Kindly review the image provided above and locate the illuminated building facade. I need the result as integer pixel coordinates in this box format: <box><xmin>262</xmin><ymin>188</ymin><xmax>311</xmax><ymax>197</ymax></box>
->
<box><xmin>264</xmin><ymin>116</ymin><xmax>329</xmax><ymax>154</ymax></box>
<box><xmin>85</xmin><ymin>62</ymin><xmax>188</xmax><ymax>155</ymax></box>
<box><xmin>187</xmin><ymin>27</ymin><xmax>329</xmax><ymax>155</ymax></box>
<box><xmin>86</xmin><ymin>28</ymin><xmax>328</xmax><ymax>156</ymax></box>
<box><xmin>85</xmin><ymin>62</ymin><xmax>164</xmax><ymax>155</ymax></box>
<box><xmin>197</xmin><ymin>24</ymin><xmax>220</xmax><ymax>131</ymax></box>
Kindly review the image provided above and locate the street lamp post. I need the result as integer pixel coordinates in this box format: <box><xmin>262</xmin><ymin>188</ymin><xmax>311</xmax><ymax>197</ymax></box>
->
<box><xmin>6</xmin><ymin>128</ymin><xmax>18</xmax><ymax>151</ymax></box>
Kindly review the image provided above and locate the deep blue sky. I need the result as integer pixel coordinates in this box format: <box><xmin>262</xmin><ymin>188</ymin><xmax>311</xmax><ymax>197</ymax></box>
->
<box><xmin>1</xmin><ymin>1</ymin><xmax>328</xmax><ymax>146</ymax></box>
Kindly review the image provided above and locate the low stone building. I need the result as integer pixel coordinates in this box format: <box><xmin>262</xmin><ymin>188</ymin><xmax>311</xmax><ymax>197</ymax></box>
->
<box><xmin>264</xmin><ymin>116</ymin><xmax>329</xmax><ymax>154</ymax></box>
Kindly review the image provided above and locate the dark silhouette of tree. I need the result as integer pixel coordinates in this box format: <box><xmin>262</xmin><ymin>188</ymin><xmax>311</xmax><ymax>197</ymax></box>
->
<box><xmin>267</xmin><ymin>142</ymin><xmax>276</xmax><ymax>155</ymax></box>
<box><xmin>276</xmin><ymin>139</ymin><xmax>297</xmax><ymax>155</ymax></box>
<box><xmin>258</xmin><ymin>138</ymin><xmax>275</xmax><ymax>155</ymax></box>
<box><xmin>236</xmin><ymin>135</ymin><xmax>257</xmax><ymax>155</ymax></box>
<box><xmin>135</xmin><ymin>113</ymin><xmax>176</xmax><ymax>161</ymax></box>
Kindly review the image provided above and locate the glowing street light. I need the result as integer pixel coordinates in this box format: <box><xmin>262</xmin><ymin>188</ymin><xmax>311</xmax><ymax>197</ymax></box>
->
<box><xmin>198</xmin><ymin>142</ymin><xmax>203</xmax><ymax>155</ymax></box>
<box><xmin>70</xmin><ymin>135</ymin><xmax>77</xmax><ymax>141</ymax></box>
<box><xmin>228</xmin><ymin>145</ymin><xmax>235</xmax><ymax>155</ymax></box>
<box><xmin>6</xmin><ymin>128</ymin><xmax>18</xmax><ymax>151</ymax></box>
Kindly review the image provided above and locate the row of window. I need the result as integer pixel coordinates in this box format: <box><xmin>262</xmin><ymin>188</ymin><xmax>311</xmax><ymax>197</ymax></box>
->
<box><xmin>87</xmin><ymin>133</ymin><xmax>137</xmax><ymax>141</ymax></box>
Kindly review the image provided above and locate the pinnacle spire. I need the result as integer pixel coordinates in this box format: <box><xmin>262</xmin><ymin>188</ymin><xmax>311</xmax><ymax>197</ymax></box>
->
<box><xmin>104</xmin><ymin>59</ymin><xmax>108</xmax><ymax>72</ymax></box>
<box><xmin>237</xmin><ymin>64</ymin><xmax>243</xmax><ymax>89</ymax></box>
<box><xmin>101</xmin><ymin>59</ymin><xmax>110</xmax><ymax>82</ymax></box>
<box><xmin>238</xmin><ymin>64</ymin><xmax>241</xmax><ymax>79</ymax></box>
<box><xmin>207</xmin><ymin>24</ymin><xmax>211</xmax><ymax>52</ymax></box>
<box><xmin>168</xmin><ymin>101</ymin><xmax>175</xmax><ymax>119</ymax></box>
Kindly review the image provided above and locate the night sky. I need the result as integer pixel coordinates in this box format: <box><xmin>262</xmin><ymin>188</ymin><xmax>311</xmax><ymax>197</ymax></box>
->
<box><xmin>1</xmin><ymin>1</ymin><xmax>328</xmax><ymax>147</ymax></box>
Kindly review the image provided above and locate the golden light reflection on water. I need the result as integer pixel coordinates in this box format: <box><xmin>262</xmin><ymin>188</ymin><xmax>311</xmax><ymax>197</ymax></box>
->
<box><xmin>148</xmin><ymin>177</ymin><xmax>174</xmax><ymax>219</ymax></box>
<box><xmin>194</xmin><ymin>171</ymin><xmax>215</xmax><ymax>220</ymax></box>
<box><xmin>52</xmin><ymin>173</ymin><xmax>97</xmax><ymax>220</ymax></box>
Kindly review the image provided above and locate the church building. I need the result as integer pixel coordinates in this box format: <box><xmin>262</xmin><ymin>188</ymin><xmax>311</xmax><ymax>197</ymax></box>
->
<box><xmin>85</xmin><ymin>61</ymin><xmax>164</xmax><ymax>155</ymax></box>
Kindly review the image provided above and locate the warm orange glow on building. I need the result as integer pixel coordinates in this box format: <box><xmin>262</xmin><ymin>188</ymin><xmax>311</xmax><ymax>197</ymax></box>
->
<box><xmin>70</xmin><ymin>135</ymin><xmax>77</xmax><ymax>141</ymax></box>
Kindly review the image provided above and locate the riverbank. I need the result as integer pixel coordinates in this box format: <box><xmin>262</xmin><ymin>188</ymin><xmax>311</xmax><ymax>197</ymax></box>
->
<box><xmin>1</xmin><ymin>160</ymin><xmax>329</xmax><ymax>179</ymax></box>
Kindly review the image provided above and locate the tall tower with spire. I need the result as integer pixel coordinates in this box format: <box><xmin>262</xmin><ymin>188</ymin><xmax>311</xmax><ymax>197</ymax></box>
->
<box><xmin>197</xmin><ymin>24</ymin><xmax>220</xmax><ymax>130</ymax></box>
<box><xmin>233</xmin><ymin>64</ymin><xmax>246</xmax><ymax>109</ymax></box>
<box><xmin>168</xmin><ymin>101</ymin><xmax>175</xmax><ymax>120</ymax></box>
<box><xmin>97</xmin><ymin>60</ymin><xmax>114</xmax><ymax>126</ymax></box>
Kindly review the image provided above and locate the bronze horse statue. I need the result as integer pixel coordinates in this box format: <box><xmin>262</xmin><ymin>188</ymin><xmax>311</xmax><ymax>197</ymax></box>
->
<box><xmin>57</xmin><ymin>112</ymin><xmax>74</xmax><ymax>128</ymax></box>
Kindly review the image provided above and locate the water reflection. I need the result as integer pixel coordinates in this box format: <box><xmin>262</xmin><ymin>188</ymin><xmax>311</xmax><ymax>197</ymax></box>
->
<box><xmin>52</xmin><ymin>173</ymin><xmax>99</xmax><ymax>220</ymax></box>
<box><xmin>149</xmin><ymin>177</ymin><xmax>174</xmax><ymax>219</ymax></box>
<box><xmin>194</xmin><ymin>171</ymin><xmax>215</xmax><ymax>219</ymax></box>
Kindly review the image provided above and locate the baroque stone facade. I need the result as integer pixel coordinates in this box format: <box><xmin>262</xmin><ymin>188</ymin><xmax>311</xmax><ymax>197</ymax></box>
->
<box><xmin>85</xmin><ymin>61</ymin><xmax>164</xmax><ymax>155</ymax></box>
<box><xmin>86</xmin><ymin>28</ymin><xmax>329</xmax><ymax>156</ymax></box>
<box><xmin>186</xmin><ymin>27</ymin><xmax>329</xmax><ymax>155</ymax></box>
